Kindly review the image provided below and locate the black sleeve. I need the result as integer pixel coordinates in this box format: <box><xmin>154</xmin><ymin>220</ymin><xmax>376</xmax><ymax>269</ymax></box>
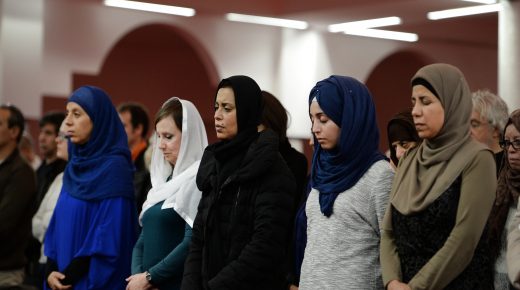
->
<box><xmin>181</xmin><ymin>196</ymin><xmax>207</xmax><ymax>290</ymax></box>
<box><xmin>45</xmin><ymin>258</ymin><xmax>58</xmax><ymax>279</ymax></box>
<box><xmin>60</xmin><ymin>256</ymin><xmax>91</xmax><ymax>285</ymax></box>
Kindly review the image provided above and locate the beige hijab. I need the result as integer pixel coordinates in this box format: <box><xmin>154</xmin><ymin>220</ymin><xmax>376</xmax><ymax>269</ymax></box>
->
<box><xmin>389</xmin><ymin>63</ymin><xmax>487</xmax><ymax>215</ymax></box>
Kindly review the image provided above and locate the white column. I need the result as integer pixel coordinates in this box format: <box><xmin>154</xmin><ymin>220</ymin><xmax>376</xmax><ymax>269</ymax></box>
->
<box><xmin>499</xmin><ymin>0</ymin><xmax>520</xmax><ymax>111</ymax></box>
<box><xmin>0</xmin><ymin>0</ymin><xmax>43</xmax><ymax>117</ymax></box>
<box><xmin>0</xmin><ymin>0</ymin><xmax>5</xmax><ymax>103</ymax></box>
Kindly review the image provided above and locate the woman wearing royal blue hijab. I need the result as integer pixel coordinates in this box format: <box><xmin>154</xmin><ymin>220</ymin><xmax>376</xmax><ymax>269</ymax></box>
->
<box><xmin>298</xmin><ymin>75</ymin><xmax>394</xmax><ymax>289</ymax></box>
<box><xmin>44</xmin><ymin>86</ymin><xmax>138</xmax><ymax>290</ymax></box>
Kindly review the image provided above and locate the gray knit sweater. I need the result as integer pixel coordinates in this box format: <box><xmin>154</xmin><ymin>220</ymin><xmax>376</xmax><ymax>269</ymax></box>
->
<box><xmin>299</xmin><ymin>160</ymin><xmax>394</xmax><ymax>290</ymax></box>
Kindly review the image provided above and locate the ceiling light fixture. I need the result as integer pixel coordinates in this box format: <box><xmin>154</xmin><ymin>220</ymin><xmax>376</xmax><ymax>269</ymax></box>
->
<box><xmin>344</xmin><ymin>28</ymin><xmax>418</xmax><ymax>42</ymax></box>
<box><xmin>104</xmin><ymin>0</ymin><xmax>195</xmax><ymax>17</ymax></box>
<box><xmin>328</xmin><ymin>16</ymin><xmax>401</xmax><ymax>33</ymax></box>
<box><xmin>427</xmin><ymin>3</ymin><xmax>501</xmax><ymax>20</ymax></box>
<box><xmin>225</xmin><ymin>13</ymin><xmax>308</xmax><ymax>30</ymax></box>
<box><xmin>461</xmin><ymin>0</ymin><xmax>497</xmax><ymax>4</ymax></box>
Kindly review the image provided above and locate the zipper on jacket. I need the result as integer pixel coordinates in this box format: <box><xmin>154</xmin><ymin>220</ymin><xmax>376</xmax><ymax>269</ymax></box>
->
<box><xmin>234</xmin><ymin>187</ymin><xmax>241</xmax><ymax>209</ymax></box>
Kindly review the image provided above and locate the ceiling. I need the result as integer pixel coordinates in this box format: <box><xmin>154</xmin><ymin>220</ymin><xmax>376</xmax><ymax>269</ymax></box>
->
<box><xmin>146</xmin><ymin>0</ymin><xmax>498</xmax><ymax>47</ymax></box>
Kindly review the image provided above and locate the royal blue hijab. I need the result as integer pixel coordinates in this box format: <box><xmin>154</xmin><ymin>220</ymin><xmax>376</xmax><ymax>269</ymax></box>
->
<box><xmin>310</xmin><ymin>75</ymin><xmax>386</xmax><ymax>217</ymax></box>
<box><xmin>63</xmin><ymin>86</ymin><xmax>135</xmax><ymax>201</ymax></box>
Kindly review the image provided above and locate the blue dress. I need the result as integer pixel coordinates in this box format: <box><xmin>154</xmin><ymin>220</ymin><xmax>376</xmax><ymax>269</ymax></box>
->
<box><xmin>44</xmin><ymin>189</ymin><xmax>138</xmax><ymax>290</ymax></box>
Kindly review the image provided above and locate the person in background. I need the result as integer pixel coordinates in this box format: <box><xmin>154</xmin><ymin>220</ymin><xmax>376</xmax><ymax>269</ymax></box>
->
<box><xmin>472</xmin><ymin>91</ymin><xmax>513</xmax><ymax>290</ymax></box>
<box><xmin>298</xmin><ymin>75</ymin><xmax>393</xmax><ymax>289</ymax></box>
<box><xmin>387</xmin><ymin>110</ymin><xmax>421</xmax><ymax>170</ymax></box>
<box><xmin>32</xmin><ymin>121</ymin><xmax>68</xmax><ymax>289</ymax></box>
<box><xmin>127</xmin><ymin>97</ymin><xmax>208</xmax><ymax>290</ymax></box>
<box><xmin>181</xmin><ymin>75</ymin><xmax>295</xmax><ymax>290</ymax></box>
<box><xmin>36</xmin><ymin>112</ymin><xmax>67</xmax><ymax>208</ymax></box>
<box><xmin>260</xmin><ymin>91</ymin><xmax>308</xmax><ymax>213</ymax></box>
<box><xmin>44</xmin><ymin>86</ymin><xmax>138</xmax><ymax>290</ymax></box>
<box><xmin>19</xmin><ymin>132</ymin><xmax>42</xmax><ymax>170</ymax></box>
<box><xmin>471</xmin><ymin>89</ymin><xmax>509</xmax><ymax>176</ymax></box>
<box><xmin>502</xmin><ymin>110</ymin><xmax>520</xmax><ymax>288</ymax></box>
<box><xmin>119</xmin><ymin>102</ymin><xmax>152</xmax><ymax>214</ymax></box>
<box><xmin>259</xmin><ymin>91</ymin><xmax>308</xmax><ymax>290</ymax></box>
<box><xmin>381</xmin><ymin>63</ymin><xmax>496</xmax><ymax>290</ymax></box>
<box><xmin>289</xmin><ymin>137</ymin><xmax>314</xmax><ymax>290</ymax></box>
<box><xmin>0</xmin><ymin>104</ymin><xmax>37</xmax><ymax>288</ymax></box>
<box><xmin>25</xmin><ymin>112</ymin><xmax>67</xmax><ymax>288</ymax></box>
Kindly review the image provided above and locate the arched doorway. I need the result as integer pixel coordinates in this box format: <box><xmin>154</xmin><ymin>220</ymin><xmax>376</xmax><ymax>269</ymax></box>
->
<box><xmin>365</xmin><ymin>50</ymin><xmax>435</xmax><ymax>151</ymax></box>
<box><xmin>73</xmin><ymin>23</ymin><xmax>219</xmax><ymax>142</ymax></box>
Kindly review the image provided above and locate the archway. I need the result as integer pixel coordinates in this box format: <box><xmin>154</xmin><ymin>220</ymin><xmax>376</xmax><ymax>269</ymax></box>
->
<box><xmin>365</xmin><ymin>50</ymin><xmax>435</xmax><ymax>151</ymax></box>
<box><xmin>73</xmin><ymin>23</ymin><xmax>219</xmax><ymax>142</ymax></box>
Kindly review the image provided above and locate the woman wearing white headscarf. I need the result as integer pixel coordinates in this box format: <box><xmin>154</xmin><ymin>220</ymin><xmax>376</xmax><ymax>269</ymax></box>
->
<box><xmin>126</xmin><ymin>98</ymin><xmax>208</xmax><ymax>290</ymax></box>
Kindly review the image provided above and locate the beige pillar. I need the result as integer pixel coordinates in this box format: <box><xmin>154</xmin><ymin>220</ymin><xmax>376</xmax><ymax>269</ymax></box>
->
<box><xmin>499</xmin><ymin>0</ymin><xmax>520</xmax><ymax>111</ymax></box>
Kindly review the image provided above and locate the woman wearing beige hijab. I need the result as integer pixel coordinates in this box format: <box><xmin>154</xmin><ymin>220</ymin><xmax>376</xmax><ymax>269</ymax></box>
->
<box><xmin>380</xmin><ymin>63</ymin><xmax>497</xmax><ymax>290</ymax></box>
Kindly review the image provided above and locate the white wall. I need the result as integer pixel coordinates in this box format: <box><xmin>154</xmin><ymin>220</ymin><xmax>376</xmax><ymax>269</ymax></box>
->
<box><xmin>0</xmin><ymin>0</ymin><xmax>500</xmax><ymax>138</ymax></box>
<box><xmin>499</xmin><ymin>0</ymin><xmax>520</xmax><ymax>110</ymax></box>
<box><xmin>0</xmin><ymin>0</ymin><xmax>43</xmax><ymax>118</ymax></box>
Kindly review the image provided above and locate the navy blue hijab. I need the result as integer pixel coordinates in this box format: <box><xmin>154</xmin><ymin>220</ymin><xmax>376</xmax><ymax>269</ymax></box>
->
<box><xmin>310</xmin><ymin>75</ymin><xmax>386</xmax><ymax>216</ymax></box>
<box><xmin>63</xmin><ymin>86</ymin><xmax>135</xmax><ymax>201</ymax></box>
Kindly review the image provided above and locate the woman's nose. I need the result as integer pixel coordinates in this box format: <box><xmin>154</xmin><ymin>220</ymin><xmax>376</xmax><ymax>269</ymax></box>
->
<box><xmin>311</xmin><ymin>122</ymin><xmax>319</xmax><ymax>133</ymax></box>
<box><xmin>411</xmin><ymin>106</ymin><xmax>419</xmax><ymax>117</ymax></box>
<box><xmin>158</xmin><ymin>139</ymin><xmax>166</xmax><ymax>149</ymax></box>
<box><xmin>214</xmin><ymin>109</ymin><xmax>222</xmax><ymax>120</ymax></box>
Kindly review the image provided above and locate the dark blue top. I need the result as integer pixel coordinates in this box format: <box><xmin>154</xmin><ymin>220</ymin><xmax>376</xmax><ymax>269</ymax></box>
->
<box><xmin>132</xmin><ymin>201</ymin><xmax>192</xmax><ymax>290</ymax></box>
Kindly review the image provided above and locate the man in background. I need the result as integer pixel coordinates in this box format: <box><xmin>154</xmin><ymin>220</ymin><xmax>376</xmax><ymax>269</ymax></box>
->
<box><xmin>0</xmin><ymin>104</ymin><xmax>37</xmax><ymax>288</ymax></box>
<box><xmin>36</xmin><ymin>112</ymin><xmax>66</xmax><ymax>208</ymax></box>
<box><xmin>25</xmin><ymin>112</ymin><xmax>67</xmax><ymax>288</ymax></box>
<box><xmin>470</xmin><ymin>89</ymin><xmax>509</xmax><ymax>175</ymax></box>
<box><xmin>19</xmin><ymin>133</ymin><xmax>41</xmax><ymax>170</ymax></box>
<box><xmin>118</xmin><ymin>102</ymin><xmax>151</xmax><ymax>214</ymax></box>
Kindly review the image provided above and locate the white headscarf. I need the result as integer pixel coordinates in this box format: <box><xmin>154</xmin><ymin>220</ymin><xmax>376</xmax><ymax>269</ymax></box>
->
<box><xmin>140</xmin><ymin>97</ymin><xmax>208</xmax><ymax>227</ymax></box>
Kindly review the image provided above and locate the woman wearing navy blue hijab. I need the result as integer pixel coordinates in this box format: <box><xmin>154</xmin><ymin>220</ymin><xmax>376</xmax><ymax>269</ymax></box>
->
<box><xmin>44</xmin><ymin>86</ymin><xmax>138</xmax><ymax>290</ymax></box>
<box><xmin>298</xmin><ymin>75</ymin><xmax>394</xmax><ymax>289</ymax></box>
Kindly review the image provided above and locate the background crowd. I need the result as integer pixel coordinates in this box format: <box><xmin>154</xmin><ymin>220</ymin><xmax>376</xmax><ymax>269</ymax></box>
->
<box><xmin>0</xmin><ymin>62</ymin><xmax>519</xmax><ymax>290</ymax></box>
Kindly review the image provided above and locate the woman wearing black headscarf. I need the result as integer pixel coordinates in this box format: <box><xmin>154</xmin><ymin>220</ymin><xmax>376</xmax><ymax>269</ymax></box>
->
<box><xmin>181</xmin><ymin>75</ymin><xmax>295</xmax><ymax>290</ymax></box>
<box><xmin>387</xmin><ymin>110</ymin><xmax>421</xmax><ymax>169</ymax></box>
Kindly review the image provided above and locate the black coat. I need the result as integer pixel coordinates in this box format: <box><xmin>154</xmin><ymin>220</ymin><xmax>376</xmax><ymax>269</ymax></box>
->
<box><xmin>133</xmin><ymin>146</ymin><xmax>151</xmax><ymax>214</ymax></box>
<box><xmin>182</xmin><ymin>130</ymin><xmax>296</xmax><ymax>290</ymax></box>
<box><xmin>0</xmin><ymin>149</ymin><xmax>36</xmax><ymax>270</ymax></box>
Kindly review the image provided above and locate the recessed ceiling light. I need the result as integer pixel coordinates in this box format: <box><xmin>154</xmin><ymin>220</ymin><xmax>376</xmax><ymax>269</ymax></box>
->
<box><xmin>427</xmin><ymin>3</ymin><xmax>501</xmax><ymax>20</ymax></box>
<box><xmin>344</xmin><ymin>28</ymin><xmax>418</xmax><ymax>42</ymax></box>
<box><xmin>104</xmin><ymin>0</ymin><xmax>195</xmax><ymax>17</ymax></box>
<box><xmin>225</xmin><ymin>13</ymin><xmax>308</xmax><ymax>30</ymax></box>
<box><xmin>328</xmin><ymin>17</ymin><xmax>402</xmax><ymax>33</ymax></box>
<box><xmin>461</xmin><ymin>0</ymin><xmax>497</xmax><ymax>4</ymax></box>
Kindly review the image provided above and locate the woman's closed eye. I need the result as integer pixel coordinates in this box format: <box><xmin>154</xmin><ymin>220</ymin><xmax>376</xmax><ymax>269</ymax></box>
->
<box><xmin>157</xmin><ymin>133</ymin><xmax>173</xmax><ymax>140</ymax></box>
<box><xmin>319</xmin><ymin>117</ymin><xmax>329</xmax><ymax>124</ymax></box>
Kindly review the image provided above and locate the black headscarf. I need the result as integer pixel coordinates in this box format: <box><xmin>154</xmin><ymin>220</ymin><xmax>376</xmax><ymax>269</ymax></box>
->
<box><xmin>211</xmin><ymin>75</ymin><xmax>263</xmax><ymax>184</ymax></box>
<box><xmin>387</xmin><ymin>110</ymin><xmax>421</xmax><ymax>166</ymax></box>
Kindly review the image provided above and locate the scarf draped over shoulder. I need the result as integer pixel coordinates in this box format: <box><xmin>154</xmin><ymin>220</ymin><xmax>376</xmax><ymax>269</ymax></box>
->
<box><xmin>140</xmin><ymin>97</ymin><xmax>208</xmax><ymax>227</ymax></box>
<box><xmin>388</xmin><ymin>64</ymin><xmax>487</xmax><ymax>216</ymax></box>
